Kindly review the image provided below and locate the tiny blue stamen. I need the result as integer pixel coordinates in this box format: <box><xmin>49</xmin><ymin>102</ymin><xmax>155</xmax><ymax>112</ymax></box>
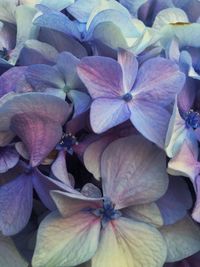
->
<box><xmin>56</xmin><ymin>133</ymin><xmax>78</xmax><ymax>154</ymax></box>
<box><xmin>184</xmin><ymin>110</ymin><xmax>200</xmax><ymax>129</ymax></box>
<box><xmin>92</xmin><ymin>197</ymin><xmax>121</xmax><ymax>228</ymax></box>
<box><xmin>122</xmin><ymin>93</ymin><xmax>133</xmax><ymax>102</ymax></box>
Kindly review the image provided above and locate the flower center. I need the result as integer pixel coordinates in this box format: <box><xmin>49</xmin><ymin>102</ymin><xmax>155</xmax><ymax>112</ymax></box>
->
<box><xmin>122</xmin><ymin>92</ymin><xmax>133</xmax><ymax>102</ymax></box>
<box><xmin>62</xmin><ymin>84</ymin><xmax>71</xmax><ymax>93</ymax></box>
<box><xmin>56</xmin><ymin>133</ymin><xmax>78</xmax><ymax>154</ymax></box>
<box><xmin>184</xmin><ymin>110</ymin><xmax>200</xmax><ymax>129</ymax></box>
<box><xmin>93</xmin><ymin>197</ymin><xmax>121</xmax><ymax>228</ymax></box>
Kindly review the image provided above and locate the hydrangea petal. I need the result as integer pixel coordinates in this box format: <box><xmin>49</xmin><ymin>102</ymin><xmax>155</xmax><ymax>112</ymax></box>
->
<box><xmin>19</xmin><ymin>39</ymin><xmax>58</xmax><ymax>65</ymax></box>
<box><xmin>51</xmin><ymin>150</ymin><xmax>72</xmax><ymax>186</ymax></box>
<box><xmin>132</xmin><ymin>57</ymin><xmax>185</xmax><ymax>106</ymax></box>
<box><xmin>34</xmin><ymin>5</ymin><xmax>80</xmax><ymax>39</ymax></box>
<box><xmin>0</xmin><ymin>92</ymin><xmax>71</xmax><ymax>131</ymax></box>
<box><xmin>192</xmin><ymin>175</ymin><xmax>200</xmax><ymax>223</ymax></box>
<box><xmin>117</xmin><ymin>49</ymin><xmax>138</xmax><ymax>92</ymax></box>
<box><xmin>90</xmin><ymin>98</ymin><xmax>130</xmax><ymax>133</ymax></box>
<box><xmin>165</xmin><ymin>101</ymin><xmax>188</xmax><ymax>158</ymax></box>
<box><xmin>51</xmin><ymin>190</ymin><xmax>102</xmax><ymax>217</ymax></box>
<box><xmin>77</xmin><ymin>56</ymin><xmax>124</xmax><ymax>98</ymax></box>
<box><xmin>0</xmin><ymin>233</ymin><xmax>28</xmax><ymax>267</ymax></box>
<box><xmin>0</xmin><ymin>173</ymin><xmax>33</xmax><ymax>236</ymax></box>
<box><xmin>160</xmin><ymin>216</ymin><xmax>200</xmax><ymax>262</ymax></box>
<box><xmin>25</xmin><ymin>64</ymin><xmax>64</xmax><ymax>91</ymax></box>
<box><xmin>122</xmin><ymin>203</ymin><xmax>163</xmax><ymax>228</ymax></box>
<box><xmin>83</xmin><ymin>136</ymin><xmax>114</xmax><ymax>180</ymax></box>
<box><xmin>101</xmin><ymin>135</ymin><xmax>168</xmax><ymax>209</ymax></box>
<box><xmin>168</xmin><ymin>139</ymin><xmax>199</xmax><ymax>181</ymax></box>
<box><xmin>157</xmin><ymin>176</ymin><xmax>193</xmax><ymax>225</ymax></box>
<box><xmin>129</xmin><ymin>100</ymin><xmax>170</xmax><ymax>148</ymax></box>
<box><xmin>39</xmin><ymin>28</ymin><xmax>87</xmax><ymax>59</ymax></box>
<box><xmin>0</xmin><ymin>67</ymin><xmax>32</xmax><ymax>97</ymax></box>
<box><xmin>32</xmin><ymin>211</ymin><xmax>101</xmax><ymax>267</ymax></box>
<box><xmin>92</xmin><ymin>217</ymin><xmax>167</xmax><ymax>267</ymax></box>
<box><xmin>56</xmin><ymin>52</ymin><xmax>82</xmax><ymax>89</ymax></box>
<box><xmin>67</xmin><ymin>0</ymin><xmax>100</xmax><ymax>23</ymax></box>
<box><xmin>11</xmin><ymin>113</ymin><xmax>63</xmax><ymax>167</ymax></box>
<box><xmin>0</xmin><ymin>146</ymin><xmax>19</xmax><ymax>173</ymax></box>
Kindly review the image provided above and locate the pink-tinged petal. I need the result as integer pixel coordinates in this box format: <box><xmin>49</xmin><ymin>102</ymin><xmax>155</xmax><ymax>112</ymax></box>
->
<box><xmin>122</xmin><ymin>202</ymin><xmax>163</xmax><ymax>228</ymax></box>
<box><xmin>0</xmin><ymin>147</ymin><xmax>19</xmax><ymax>173</ymax></box>
<box><xmin>92</xmin><ymin>217</ymin><xmax>167</xmax><ymax>267</ymax></box>
<box><xmin>160</xmin><ymin>216</ymin><xmax>200</xmax><ymax>262</ymax></box>
<box><xmin>90</xmin><ymin>98</ymin><xmax>130</xmax><ymax>133</ymax></box>
<box><xmin>157</xmin><ymin>176</ymin><xmax>193</xmax><ymax>225</ymax></box>
<box><xmin>0</xmin><ymin>67</ymin><xmax>32</xmax><ymax>98</ymax></box>
<box><xmin>192</xmin><ymin>175</ymin><xmax>200</xmax><ymax>223</ymax></box>
<box><xmin>0</xmin><ymin>92</ymin><xmax>72</xmax><ymax>131</ymax></box>
<box><xmin>25</xmin><ymin>64</ymin><xmax>64</xmax><ymax>91</ymax></box>
<box><xmin>101</xmin><ymin>135</ymin><xmax>169</xmax><ymax>209</ymax></box>
<box><xmin>168</xmin><ymin>140</ymin><xmax>200</xmax><ymax>182</ymax></box>
<box><xmin>32</xmin><ymin>211</ymin><xmax>101</xmax><ymax>267</ymax></box>
<box><xmin>0</xmin><ymin>233</ymin><xmax>28</xmax><ymax>267</ymax></box>
<box><xmin>51</xmin><ymin>190</ymin><xmax>102</xmax><ymax>217</ymax></box>
<box><xmin>132</xmin><ymin>57</ymin><xmax>185</xmax><ymax>106</ymax></box>
<box><xmin>83</xmin><ymin>135</ymin><xmax>115</xmax><ymax>180</ymax></box>
<box><xmin>129</xmin><ymin>100</ymin><xmax>170</xmax><ymax>148</ymax></box>
<box><xmin>11</xmin><ymin>113</ymin><xmax>63</xmax><ymax>167</ymax></box>
<box><xmin>165</xmin><ymin>101</ymin><xmax>188</xmax><ymax>158</ymax></box>
<box><xmin>51</xmin><ymin>150</ymin><xmax>73</xmax><ymax>186</ymax></box>
<box><xmin>117</xmin><ymin>49</ymin><xmax>138</xmax><ymax>92</ymax></box>
<box><xmin>81</xmin><ymin>183</ymin><xmax>102</xmax><ymax>198</ymax></box>
<box><xmin>0</xmin><ymin>173</ymin><xmax>33</xmax><ymax>236</ymax></box>
<box><xmin>77</xmin><ymin>56</ymin><xmax>124</xmax><ymax>98</ymax></box>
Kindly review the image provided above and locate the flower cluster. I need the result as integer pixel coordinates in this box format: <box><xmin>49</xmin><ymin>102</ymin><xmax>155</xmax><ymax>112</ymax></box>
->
<box><xmin>0</xmin><ymin>0</ymin><xmax>200</xmax><ymax>266</ymax></box>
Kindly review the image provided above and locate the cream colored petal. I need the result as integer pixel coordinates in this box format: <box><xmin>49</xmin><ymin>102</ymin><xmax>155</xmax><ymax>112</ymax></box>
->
<box><xmin>92</xmin><ymin>217</ymin><xmax>167</xmax><ymax>267</ymax></box>
<box><xmin>32</xmin><ymin>211</ymin><xmax>101</xmax><ymax>267</ymax></box>
<box><xmin>160</xmin><ymin>216</ymin><xmax>200</xmax><ymax>262</ymax></box>
<box><xmin>122</xmin><ymin>202</ymin><xmax>163</xmax><ymax>228</ymax></box>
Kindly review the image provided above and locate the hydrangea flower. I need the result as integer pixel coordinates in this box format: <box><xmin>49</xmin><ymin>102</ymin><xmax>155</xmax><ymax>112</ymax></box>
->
<box><xmin>32</xmin><ymin>135</ymin><xmax>169</xmax><ymax>267</ymax></box>
<box><xmin>77</xmin><ymin>49</ymin><xmax>185</xmax><ymax>148</ymax></box>
<box><xmin>24</xmin><ymin>52</ymin><xmax>91</xmax><ymax>117</ymax></box>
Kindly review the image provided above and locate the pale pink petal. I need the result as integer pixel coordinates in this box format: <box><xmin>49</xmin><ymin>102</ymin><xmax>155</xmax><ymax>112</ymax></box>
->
<box><xmin>101</xmin><ymin>135</ymin><xmax>169</xmax><ymax>209</ymax></box>
<box><xmin>11</xmin><ymin>113</ymin><xmax>63</xmax><ymax>167</ymax></box>
<box><xmin>168</xmin><ymin>139</ymin><xmax>200</xmax><ymax>182</ymax></box>
<box><xmin>77</xmin><ymin>56</ymin><xmax>124</xmax><ymax>98</ymax></box>
<box><xmin>117</xmin><ymin>48</ymin><xmax>138</xmax><ymax>92</ymax></box>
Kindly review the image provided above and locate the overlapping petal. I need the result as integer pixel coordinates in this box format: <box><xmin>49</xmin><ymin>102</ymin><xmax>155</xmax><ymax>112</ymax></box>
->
<box><xmin>32</xmin><ymin>211</ymin><xmax>101</xmax><ymax>267</ymax></box>
<box><xmin>101</xmin><ymin>135</ymin><xmax>168</xmax><ymax>209</ymax></box>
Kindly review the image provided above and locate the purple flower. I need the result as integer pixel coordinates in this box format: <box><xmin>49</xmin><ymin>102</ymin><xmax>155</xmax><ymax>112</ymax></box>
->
<box><xmin>77</xmin><ymin>49</ymin><xmax>185</xmax><ymax>148</ymax></box>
